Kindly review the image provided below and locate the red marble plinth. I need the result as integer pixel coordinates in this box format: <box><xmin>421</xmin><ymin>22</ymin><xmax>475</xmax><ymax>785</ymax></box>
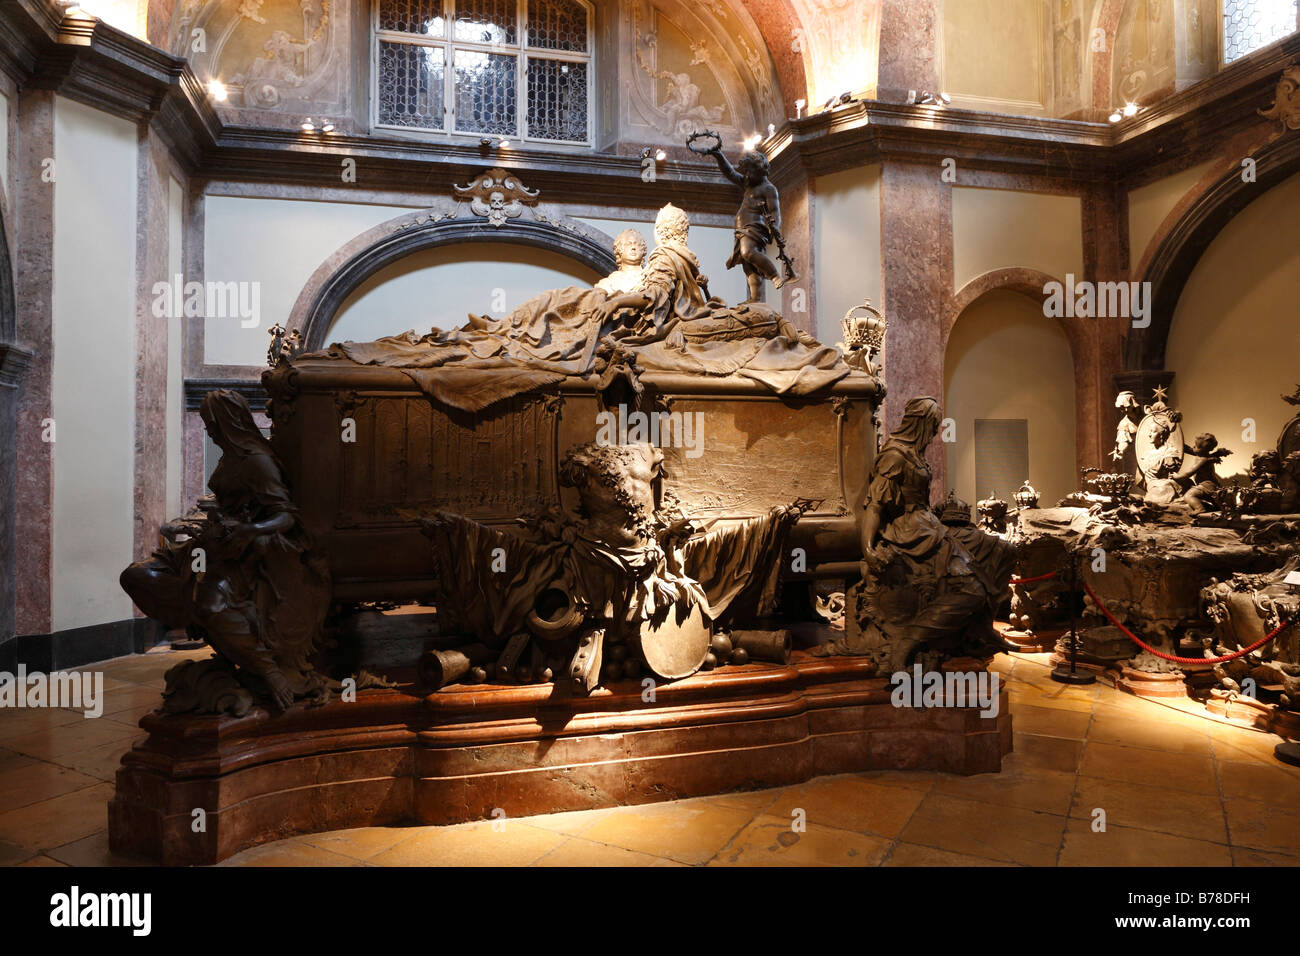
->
<box><xmin>1117</xmin><ymin>666</ymin><xmax>1189</xmax><ymax>699</ymax></box>
<box><xmin>108</xmin><ymin>654</ymin><xmax>1012</xmax><ymax>865</ymax></box>
<box><xmin>998</xmin><ymin>623</ymin><xmax>1062</xmax><ymax>653</ymax></box>
<box><xmin>1204</xmin><ymin>690</ymin><xmax>1273</xmax><ymax>731</ymax></box>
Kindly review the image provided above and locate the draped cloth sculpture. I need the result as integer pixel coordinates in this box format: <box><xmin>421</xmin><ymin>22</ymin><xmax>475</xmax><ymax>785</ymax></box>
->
<box><xmin>420</xmin><ymin>441</ymin><xmax>803</xmax><ymax>693</ymax></box>
<box><xmin>817</xmin><ymin>396</ymin><xmax>1017</xmax><ymax>671</ymax></box>
<box><xmin>322</xmin><ymin>204</ymin><xmax>854</xmax><ymax>413</ymax></box>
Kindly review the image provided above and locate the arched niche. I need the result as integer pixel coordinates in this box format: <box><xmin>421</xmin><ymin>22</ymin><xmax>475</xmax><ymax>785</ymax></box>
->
<box><xmin>1165</xmin><ymin>167</ymin><xmax>1300</xmax><ymax>479</ymax></box>
<box><xmin>1130</xmin><ymin>131</ymin><xmax>1300</xmax><ymax>370</ymax></box>
<box><xmin>326</xmin><ymin>241</ymin><xmax>603</xmax><ymax>345</ymax></box>
<box><xmin>291</xmin><ymin>209</ymin><xmax>618</xmax><ymax>351</ymax></box>
<box><xmin>943</xmin><ymin>282</ymin><xmax>1078</xmax><ymax>509</ymax></box>
<box><xmin>0</xmin><ymin>192</ymin><xmax>13</xmax><ymax>345</ymax></box>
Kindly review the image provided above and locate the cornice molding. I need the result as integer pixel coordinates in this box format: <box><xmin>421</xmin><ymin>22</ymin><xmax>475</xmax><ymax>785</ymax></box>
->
<box><xmin>184</xmin><ymin>377</ymin><xmax>266</xmax><ymax>411</ymax></box>
<box><xmin>3</xmin><ymin>2</ymin><xmax>1299</xmax><ymax>207</ymax></box>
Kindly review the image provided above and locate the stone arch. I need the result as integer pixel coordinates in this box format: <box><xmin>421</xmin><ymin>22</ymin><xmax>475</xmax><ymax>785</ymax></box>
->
<box><xmin>291</xmin><ymin>208</ymin><xmax>619</xmax><ymax>351</ymax></box>
<box><xmin>1128</xmin><ymin>129</ymin><xmax>1300</xmax><ymax>370</ymax></box>
<box><xmin>944</xmin><ymin>267</ymin><xmax>1089</xmax><ymax>364</ymax></box>
<box><xmin>941</xmin><ymin>270</ymin><xmax>1081</xmax><ymax>509</ymax></box>
<box><xmin>0</xmin><ymin>191</ymin><xmax>14</xmax><ymax>345</ymax></box>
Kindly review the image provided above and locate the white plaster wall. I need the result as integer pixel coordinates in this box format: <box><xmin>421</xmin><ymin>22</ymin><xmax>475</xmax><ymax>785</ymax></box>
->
<box><xmin>1166</xmin><ymin>170</ymin><xmax>1300</xmax><ymax>480</ymax></box>
<box><xmin>577</xmin><ymin>216</ymin><xmax>758</xmax><ymax>309</ymax></box>
<box><xmin>203</xmin><ymin>197</ymin><xmax>417</xmax><ymax>366</ymax></box>
<box><xmin>944</xmin><ymin>289</ymin><xmax>1077</xmax><ymax>509</ymax></box>
<box><xmin>951</xmin><ymin>186</ymin><xmax>1084</xmax><ymax>290</ymax></box>
<box><xmin>166</xmin><ymin>177</ymin><xmax>184</xmax><ymax>517</ymax></box>
<box><xmin>943</xmin><ymin>0</ymin><xmax>1047</xmax><ymax>115</ymax></box>
<box><xmin>328</xmin><ymin>243</ymin><xmax>602</xmax><ymax>342</ymax></box>
<box><xmin>51</xmin><ymin>97</ymin><xmax>138</xmax><ymax>630</ymax></box>
<box><xmin>813</xmin><ymin>165</ymin><xmax>883</xmax><ymax>347</ymax></box>
<box><xmin>1127</xmin><ymin>161</ymin><xmax>1214</xmax><ymax>270</ymax></box>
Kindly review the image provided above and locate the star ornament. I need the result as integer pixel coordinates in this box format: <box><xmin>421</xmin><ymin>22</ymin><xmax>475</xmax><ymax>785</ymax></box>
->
<box><xmin>1151</xmin><ymin>384</ymin><xmax>1169</xmax><ymax>403</ymax></box>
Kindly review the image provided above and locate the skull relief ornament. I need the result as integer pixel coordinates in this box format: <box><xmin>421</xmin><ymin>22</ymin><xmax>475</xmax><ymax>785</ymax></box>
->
<box><xmin>453</xmin><ymin>167</ymin><xmax>541</xmax><ymax>226</ymax></box>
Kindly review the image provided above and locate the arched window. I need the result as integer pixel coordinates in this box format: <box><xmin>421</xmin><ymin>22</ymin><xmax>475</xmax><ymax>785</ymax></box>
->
<box><xmin>1222</xmin><ymin>0</ymin><xmax>1298</xmax><ymax>63</ymax></box>
<box><xmin>373</xmin><ymin>0</ymin><xmax>593</xmax><ymax>145</ymax></box>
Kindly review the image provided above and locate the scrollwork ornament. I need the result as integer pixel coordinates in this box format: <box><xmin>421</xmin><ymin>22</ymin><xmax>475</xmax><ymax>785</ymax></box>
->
<box><xmin>1260</xmin><ymin>63</ymin><xmax>1300</xmax><ymax>132</ymax></box>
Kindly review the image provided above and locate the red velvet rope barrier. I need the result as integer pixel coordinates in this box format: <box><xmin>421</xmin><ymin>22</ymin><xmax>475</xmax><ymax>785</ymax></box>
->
<box><xmin>1007</xmin><ymin>570</ymin><xmax>1059</xmax><ymax>585</ymax></box>
<box><xmin>1080</xmin><ymin>578</ymin><xmax>1291</xmax><ymax>665</ymax></box>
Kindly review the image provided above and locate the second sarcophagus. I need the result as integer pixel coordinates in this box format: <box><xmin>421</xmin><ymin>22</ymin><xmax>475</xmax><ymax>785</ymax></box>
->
<box><xmin>263</xmin><ymin>358</ymin><xmax>882</xmax><ymax>604</ymax></box>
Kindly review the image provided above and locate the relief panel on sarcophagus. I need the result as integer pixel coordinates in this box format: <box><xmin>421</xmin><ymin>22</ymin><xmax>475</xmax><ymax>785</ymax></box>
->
<box><xmin>660</xmin><ymin>398</ymin><xmax>847</xmax><ymax>517</ymax></box>
<box><xmin>336</xmin><ymin>394</ymin><xmax>558</xmax><ymax>527</ymax></box>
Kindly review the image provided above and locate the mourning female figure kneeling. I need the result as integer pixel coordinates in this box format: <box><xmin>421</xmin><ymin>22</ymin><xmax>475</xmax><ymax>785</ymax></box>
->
<box><xmin>121</xmin><ymin>390</ymin><xmax>331</xmax><ymax>713</ymax></box>
<box><xmin>817</xmin><ymin>396</ymin><xmax>1017</xmax><ymax>672</ymax></box>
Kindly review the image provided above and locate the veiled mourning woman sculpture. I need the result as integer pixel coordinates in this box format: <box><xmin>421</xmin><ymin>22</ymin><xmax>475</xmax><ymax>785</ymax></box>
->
<box><xmin>818</xmin><ymin>396</ymin><xmax>1016</xmax><ymax>671</ymax></box>
<box><xmin>121</xmin><ymin>390</ymin><xmax>331</xmax><ymax>713</ymax></box>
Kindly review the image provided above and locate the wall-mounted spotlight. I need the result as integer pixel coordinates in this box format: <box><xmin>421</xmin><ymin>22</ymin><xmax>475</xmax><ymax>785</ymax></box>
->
<box><xmin>1108</xmin><ymin>102</ymin><xmax>1142</xmax><ymax>123</ymax></box>
<box><xmin>908</xmin><ymin>90</ymin><xmax>951</xmax><ymax>107</ymax></box>
<box><xmin>822</xmin><ymin>91</ymin><xmax>855</xmax><ymax>112</ymax></box>
<box><xmin>742</xmin><ymin>132</ymin><xmax>762</xmax><ymax>151</ymax></box>
<box><xmin>208</xmin><ymin>79</ymin><xmax>228</xmax><ymax>102</ymax></box>
<box><xmin>794</xmin><ymin>98</ymin><xmax>806</xmax><ymax>119</ymax></box>
<box><xmin>640</xmin><ymin>146</ymin><xmax>667</xmax><ymax>164</ymax></box>
<box><xmin>301</xmin><ymin>117</ymin><xmax>316</xmax><ymax>132</ymax></box>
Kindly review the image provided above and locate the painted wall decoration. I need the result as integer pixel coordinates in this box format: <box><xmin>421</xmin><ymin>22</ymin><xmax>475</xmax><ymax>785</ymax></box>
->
<box><xmin>171</xmin><ymin>0</ymin><xmax>356</xmax><ymax>128</ymax></box>
<box><xmin>620</xmin><ymin>0</ymin><xmax>783</xmax><ymax>147</ymax></box>
<box><xmin>1113</xmin><ymin>0</ymin><xmax>1176</xmax><ymax>106</ymax></box>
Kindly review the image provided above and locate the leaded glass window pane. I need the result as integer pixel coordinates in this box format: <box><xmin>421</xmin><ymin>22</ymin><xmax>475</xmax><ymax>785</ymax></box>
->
<box><xmin>378</xmin><ymin>0</ymin><xmax>446</xmax><ymax>37</ymax></box>
<box><xmin>454</xmin><ymin>50</ymin><xmax>518</xmax><ymax>134</ymax></box>
<box><xmin>1223</xmin><ymin>0</ymin><xmax>1298</xmax><ymax>63</ymax></box>
<box><xmin>377</xmin><ymin>41</ymin><xmax>445</xmax><ymax>129</ymax></box>
<box><xmin>527</xmin><ymin>58</ymin><xmax>587</xmax><ymax>140</ymax></box>
<box><xmin>454</xmin><ymin>0</ymin><xmax>517</xmax><ymax>44</ymax></box>
<box><xmin>527</xmin><ymin>0</ymin><xmax>587</xmax><ymax>52</ymax></box>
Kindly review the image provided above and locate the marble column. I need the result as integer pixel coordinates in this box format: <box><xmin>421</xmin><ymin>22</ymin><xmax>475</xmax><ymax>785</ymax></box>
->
<box><xmin>775</xmin><ymin>170</ymin><xmax>815</xmax><ymax>335</ymax></box>
<box><xmin>133</xmin><ymin>131</ymin><xmax>173</xmax><ymax>566</ymax></box>
<box><xmin>1078</xmin><ymin>180</ymin><xmax>1131</xmax><ymax>474</ymax></box>
<box><xmin>877</xmin><ymin>0</ymin><xmax>943</xmax><ymax>103</ymax></box>
<box><xmin>14</xmin><ymin>90</ymin><xmax>56</xmax><ymax>636</ymax></box>
<box><xmin>0</xmin><ymin>343</ymin><xmax>31</xmax><ymax>645</ymax></box>
<box><xmin>879</xmin><ymin>160</ymin><xmax>952</xmax><ymax>487</ymax></box>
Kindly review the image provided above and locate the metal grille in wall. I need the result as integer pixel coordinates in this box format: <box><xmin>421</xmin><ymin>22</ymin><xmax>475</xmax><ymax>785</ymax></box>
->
<box><xmin>1223</xmin><ymin>0</ymin><xmax>1299</xmax><ymax>63</ymax></box>
<box><xmin>974</xmin><ymin>419</ymin><xmax>1029</xmax><ymax>509</ymax></box>
<box><xmin>374</xmin><ymin>0</ymin><xmax>592</xmax><ymax>145</ymax></box>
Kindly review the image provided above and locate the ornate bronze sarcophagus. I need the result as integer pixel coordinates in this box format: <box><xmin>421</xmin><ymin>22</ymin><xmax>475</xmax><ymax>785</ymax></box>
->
<box><xmin>262</xmin><ymin>358</ymin><xmax>881</xmax><ymax>604</ymax></box>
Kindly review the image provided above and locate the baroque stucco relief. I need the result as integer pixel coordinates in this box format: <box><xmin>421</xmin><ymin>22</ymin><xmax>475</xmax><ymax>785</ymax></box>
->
<box><xmin>1113</xmin><ymin>0</ymin><xmax>1176</xmax><ymax>106</ymax></box>
<box><xmin>622</xmin><ymin>0</ymin><xmax>783</xmax><ymax>145</ymax></box>
<box><xmin>171</xmin><ymin>0</ymin><xmax>354</xmax><ymax>127</ymax></box>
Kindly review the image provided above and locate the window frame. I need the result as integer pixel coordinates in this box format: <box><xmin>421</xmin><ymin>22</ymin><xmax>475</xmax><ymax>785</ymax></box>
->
<box><xmin>371</xmin><ymin>0</ymin><xmax>595</xmax><ymax>148</ymax></box>
<box><xmin>1220</xmin><ymin>0</ymin><xmax>1300</xmax><ymax>66</ymax></box>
